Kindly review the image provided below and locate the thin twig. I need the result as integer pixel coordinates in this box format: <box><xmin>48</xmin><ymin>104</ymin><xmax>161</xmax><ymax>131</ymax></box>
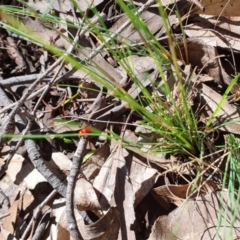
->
<box><xmin>33</xmin><ymin>60</ymin><xmax>68</xmax><ymax>114</ymax></box>
<box><xmin>25</xmin><ymin>139</ymin><xmax>67</xmax><ymax>196</ymax></box>
<box><xmin>0</xmin><ymin>12</ymin><xmax>106</xmax><ymax>114</ymax></box>
<box><xmin>20</xmin><ymin>190</ymin><xmax>57</xmax><ymax>240</ymax></box>
<box><xmin>0</xmin><ymin>68</ymin><xmax>77</xmax><ymax>114</ymax></box>
<box><xmin>0</xmin><ymin>213</ymin><xmax>10</xmax><ymax>220</ymax></box>
<box><xmin>1</xmin><ymin>11</ymin><xmax>103</xmax><ymax>122</ymax></box>
<box><xmin>32</xmin><ymin>210</ymin><xmax>51</xmax><ymax>240</ymax></box>
<box><xmin>0</xmin><ymin>120</ymin><xmax>33</xmax><ymax>177</ymax></box>
<box><xmin>0</xmin><ymin>74</ymin><xmax>81</xmax><ymax>87</ymax></box>
<box><xmin>66</xmin><ymin>137</ymin><xmax>87</xmax><ymax>240</ymax></box>
<box><xmin>0</xmin><ymin>87</ymin><xmax>15</xmax><ymax>147</ymax></box>
<box><xmin>0</xmin><ymin>74</ymin><xmax>44</xmax><ymax>87</ymax></box>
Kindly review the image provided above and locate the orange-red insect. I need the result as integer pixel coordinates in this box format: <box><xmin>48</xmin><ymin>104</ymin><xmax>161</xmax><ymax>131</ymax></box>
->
<box><xmin>79</xmin><ymin>126</ymin><xmax>92</xmax><ymax>136</ymax></box>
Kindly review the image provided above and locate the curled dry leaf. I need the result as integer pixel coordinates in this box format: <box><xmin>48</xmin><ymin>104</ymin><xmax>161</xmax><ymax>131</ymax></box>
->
<box><xmin>78</xmin><ymin>207</ymin><xmax>120</xmax><ymax>240</ymax></box>
<box><xmin>74</xmin><ymin>177</ymin><xmax>101</xmax><ymax>211</ymax></box>
<box><xmin>51</xmin><ymin>200</ymin><xmax>120</xmax><ymax>240</ymax></box>
<box><xmin>177</xmin><ymin>38</ymin><xmax>231</xmax><ymax>88</ymax></box>
<box><xmin>185</xmin><ymin>23</ymin><xmax>240</xmax><ymax>54</ymax></box>
<box><xmin>148</xmin><ymin>191</ymin><xmax>240</xmax><ymax>240</ymax></box>
<box><xmin>151</xmin><ymin>184</ymin><xmax>189</xmax><ymax>209</ymax></box>
<box><xmin>151</xmin><ymin>178</ymin><xmax>218</xmax><ymax>209</ymax></box>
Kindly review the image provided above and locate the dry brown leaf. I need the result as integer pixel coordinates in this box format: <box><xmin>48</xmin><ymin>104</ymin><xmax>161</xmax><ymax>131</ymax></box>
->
<box><xmin>110</xmin><ymin>11</ymin><xmax>166</xmax><ymax>43</ymax></box>
<box><xmin>82</xmin><ymin>142</ymin><xmax>110</xmax><ymax>182</ymax></box>
<box><xmin>186</xmin><ymin>178</ymin><xmax>219</xmax><ymax>197</ymax></box>
<box><xmin>151</xmin><ymin>184</ymin><xmax>189</xmax><ymax>209</ymax></box>
<box><xmin>26</xmin><ymin>0</ymin><xmax>103</xmax><ymax>13</ymax></box>
<box><xmin>177</xmin><ymin>38</ymin><xmax>231</xmax><ymax>87</ymax></box>
<box><xmin>120</xmin><ymin>55</ymin><xmax>156</xmax><ymax>75</ymax></box>
<box><xmin>2</xmin><ymin>188</ymin><xmax>34</xmax><ymax>235</ymax></box>
<box><xmin>133</xmin><ymin>0</ymin><xmax>180</xmax><ymax>7</ymax></box>
<box><xmin>20</xmin><ymin>17</ymin><xmax>56</xmax><ymax>45</ymax></box>
<box><xmin>76</xmin><ymin>48</ymin><xmax>124</xmax><ymax>86</ymax></box>
<box><xmin>152</xmin><ymin>178</ymin><xmax>219</xmax><ymax>209</ymax></box>
<box><xmin>200</xmin><ymin>83</ymin><xmax>240</xmax><ymax>134</ymax></box>
<box><xmin>19</xmin><ymin>15</ymin><xmax>91</xmax><ymax>54</ymax></box>
<box><xmin>192</xmin><ymin>0</ymin><xmax>240</xmax><ymax>16</ymax></box>
<box><xmin>130</xmin><ymin>154</ymin><xmax>158</xmax><ymax>207</ymax></box>
<box><xmin>3</xmin><ymin>153</ymin><xmax>71</xmax><ymax>190</ymax></box>
<box><xmin>3</xmin><ymin>153</ymin><xmax>48</xmax><ymax>190</ymax></box>
<box><xmin>78</xmin><ymin>207</ymin><xmax>120</xmax><ymax>240</ymax></box>
<box><xmin>74</xmin><ymin>177</ymin><xmax>101</xmax><ymax>211</ymax></box>
<box><xmin>2</xmin><ymin>197</ymin><xmax>19</xmax><ymax>234</ymax></box>
<box><xmin>185</xmin><ymin>23</ymin><xmax>240</xmax><ymax>53</ymax></box>
<box><xmin>192</xmin><ymin>15</ymin><xmax>240</xmax><ymax>35</ymax></box>
<box><xmin>93</xmin><ymin>143</ymin><xmax>136</xmax><ymax>240</ymax></box>
<box><xmin>149</xmin><ymin>191</ymin><xmax>240</xmax><ymax>240</ymax></box>
<box><xmin>51</xmin><ymin>200</ymin><xmax>120</xmax><ymax>240</ymax></box>
<box><xmin>6</xmin><ymin>37</ymin><xmax>26</xmax><ymax>72</ymax></box>
<box><xmin>0</xmin><ymin>225</ymin><xmax>16</xmax><ymax>240</ymax></box>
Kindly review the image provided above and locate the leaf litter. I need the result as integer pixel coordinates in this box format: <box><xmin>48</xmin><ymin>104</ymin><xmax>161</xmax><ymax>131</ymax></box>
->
<box><xmin>0</xmin><ymin>0</ymin><xmax>240</xmax><ymax>239</ymax></box>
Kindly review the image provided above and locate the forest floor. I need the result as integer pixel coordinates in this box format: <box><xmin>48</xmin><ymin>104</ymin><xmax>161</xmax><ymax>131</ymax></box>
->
<box><xmin>0</xmin><ymin>0</ymin><xmax>240</xmax><ymax>239</ymax></box>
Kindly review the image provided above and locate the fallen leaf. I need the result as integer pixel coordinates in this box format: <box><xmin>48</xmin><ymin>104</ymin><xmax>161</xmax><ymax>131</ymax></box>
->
<box><xmin>177</xmin><ymin>38</ymin><xmax>231</xmax><ymax>88</ymax></box>
<box><xmin>4</xmin><ymin>153</ymin><xmax>71</xmax><ymax>190</ymax></box>
<box><xmin>78</xmin><ymin>207</ymin><xmax>120</xmax><ymax>240</ymax></box>
<box><xmin>192</xmin><ymin>0</ymin><xmax>240</xmax><ymax>16</ymax></box>
<box><xmin>151</xmin><ymin>178</ymin><xmax>218</xmax><ymax>209</ymax></box>
<box><xmin>151</xmin><ymin>184</ymin><xmax>189</xmax><ymax>209</ymax></box>
<box><xmin>200</xmin><ymin>83</ymin><xmax>240</xmax><ymax>134</ymax></box>
<box><xmin>74</xmin><ymin>177</ymin><xmax>101</xmax><ymax>211</ymax></box>
<box><xmin>110</xmin><ymin>11</ymin><xmax>165</xmax><ymax>43</ymax></box>
<box><xmin>51</xmin><ymin>200</ymin><xmax>120</xmax><ymax>240</ymax></box>
<box><xmin>185</xmin><ymin>23</ymin><xmax>240</xmax><ymax>53</ymax></box>
<box><xmin>148</xmin><ymin>191</ymin><xmax>240</xmax><ymax>240</ymax></box>
<box><xmin>0</xmin><ymin>225</ymin><xmax>17</xmax><ymax>240</ymax></box>
<box><xmin>93</xmin><ymin>142</ymin><xmax>136</xmax><ymax>240</ymax></box>
<box><xmin>130</xmin><ymin>154</ymin><xmax>159</xmax><ymax>207</ymax></box>
<box><xmin>26</xmin><ymin>0</ymin><xmax>103</xmax><ymax>13</ymax></box>
<box><xmin>6</xmin><ymin>37</ymin><xmax>26</xmax><ymax>72</ymax></box>
<box><xmin>82</xmin><ymin>142</ymin><xmax>110</xmax><ymax>182</ymax></box>
<box><xmin>2</xmin><ymin>188</ymin><xmax>34</xmax><ymax>236</ymax></box>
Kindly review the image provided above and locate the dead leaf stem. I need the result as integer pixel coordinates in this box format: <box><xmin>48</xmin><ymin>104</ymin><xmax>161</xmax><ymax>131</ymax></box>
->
<box><xmin>66</xmin><ymin>137</ymin><xmax>87</xmax><ymax>240</ymax></box>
